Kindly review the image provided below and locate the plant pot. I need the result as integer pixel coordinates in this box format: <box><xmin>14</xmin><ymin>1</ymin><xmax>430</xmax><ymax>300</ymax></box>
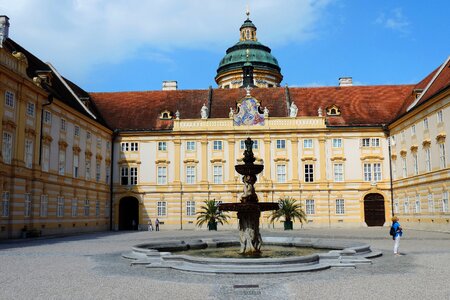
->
<box><xmin>208</xmin><ymin>222</ymin><xmax>218</xmax><ymax>231</ymax></box>
<box><xmin>284</xmin><ymin>220</ymin><xmax>293</xmax><ymax>230</ymax></box>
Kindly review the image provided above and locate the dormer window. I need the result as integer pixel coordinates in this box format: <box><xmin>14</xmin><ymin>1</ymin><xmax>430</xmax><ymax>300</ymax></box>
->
<box><xmin>326</xmin><ymin>105</ymin><xmax>341</xmax><ymax>116</ymax></box>
<box><xmin>160</xmin><ymin>110</ymin><xmax>172</xmax><ymax>120</ymax></box>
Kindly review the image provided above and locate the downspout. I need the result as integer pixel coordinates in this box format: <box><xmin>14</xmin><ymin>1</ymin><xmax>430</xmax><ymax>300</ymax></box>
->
<box><xmin>383</xmin><ymin>125</ymin><xmax>395</xmax><ymax>217</ymax></box>
<box><xmin>180</xmin><ymin>182</ymin><xmax>183</xmax><ymax>230</ymax></box>
<box><xmin>109</xmin><ymin>129</ymin><xmax>119</xmax><ymax>231</ymax></box>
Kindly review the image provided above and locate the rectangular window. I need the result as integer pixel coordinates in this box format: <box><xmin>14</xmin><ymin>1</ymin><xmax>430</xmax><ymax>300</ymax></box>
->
<box><xmin>427</xmin><ymin>194</ymin><xmax>434</xmax><ymax>213</ymax></box>
<box><xmin>373</xmin><ymin>163</ymin><xmax>382</xmax><ymax>181</ymax></box>
<box><xmin>157</xmin><ymin>166</ymin><xmax>167</xmax><ymax>184</ymax></box>
<box><xmin>84</xmin><ymin>199</ymin><xmax>90</xmax><ymax>216</ymax></box>
<box><xmin>336</xmin><ymin>199</ymin><xmax>345</xmax><ymax>215</ymax></box>
<box><xmin>411</xmin><ymin>125</ymin><xmax>416</xmax><ymax>135</ymax></box>
<box><xmin>121</xmin><ymin>142</ymin><xmax>129</xmax><ymax>152</ymax></box>
<box><xmin>276</xmin><ymin>139</ymin><xmax>286</xmax><ymax>149</ymax></box>
<box><xmin>303</xmin><ymin>139</ymin><xmax>313</xmax><ymax>149</ymax></box>
<box><xmin>96</xmin><ymin>137</ymin><xmax>101</xmax><ymax>148</ymax></box>
<box><xmin>413</xmin><ymin>153</ymin><xmax>419</xmax><ymax>175</ymax></box>
<box><xmin>157</xmin><ymin>201</ymin><xmax>167</xmax><ymax>216</ymax></box>
<box><xmin>24</xmin><ymin>194</ymin><xmax>32</xmax><ymax>217</ymax></box>
<box><xmin>2</xmin><ymin>132</ymin><xmax>12</xmax><ymax>164</ymax></box>
<box><xmin>425</xmin><ymin>148</ymin><xmax>431</xmax><ymax>172</ymax></box>
<box><xmin>42</xmin><ymin>145</ymin><xmax>50</xmax><ymax>172</ymax></box>
<box><xmin>423</xmin><ymin>118</ymin><xmax>429</xmax><ymax>130</ymax></box>
<box><xmin>213</xmin><ymin>165</ymin><xmax>223</xmax><ymax>184</ymax></box>
<box><xmin>71</xmin><ymin>199</ymin><xmax>78</xmax><ymax>217</ymax></box>
<box><xmin>130</xmin><ymin>142</ymin><xmax>138</xmax><ymax>151</ymax></box>
<box><xmin>24</xmin><ymin>139</ymin><xmax>33</xmax><ymax>169</ymax></box>
<box><xmin>333</xmin><ymin>163</ymin><xmax>344</xmax><ymax>182</ymax></box>
<box><xmin>213</xmin><ymin>140</ymin><xmax>223</xmax><ymax>150</ymax></box>
<box><xmin>437</xmin><ymin>110</ymin><xmax>443</xmax><ymax>123</ymax></box>
<box><xmin>130</xmin><ymin>167</ymin><xmax>138</xmax><ymax>185</ymax></box>
<box><xmin>186</xmin><ymin>201</ymin><xmax>196</xmax><ymax>216</ymax></box>
<box><xmin>5</xmin><ymin>91</ymin><xmax>14</xmax><ymax>108</ymax></box>
<box><xmin>332</xmin><ymin>138</ymin><xmax>342</xmax><ymax>148</ymax></box>
<box><xmin>361</xmin><ymin>138</ymin><xmax>370</xmax><ymax>147</ymax></box>
<box><xmin>240</xmin><ymin>140</ymin><xmax>258</xmax><ymax>150</ymax></box>
<box><xmin>26</xmin><ymin>102</ymin><xmax>35</xmax><ymax>117</ymax></box>
<box><xmin>363</xmin><ymin>163</ymin><xmax>372</xmax><ymax>182</ymax></box>
<box><xmin>443</xmin><ymin>191</ymin><xmax>449</xmax><ymax>213</ymax></box>
<box><xmin>73</xmin><ymin>154</ymin><xmax>79</xmax><ymax>178</ymax></box>
<box><xmin>392</xmin><ymin>159</ymin><xmax>397</xmax><ymax>179</ymax></box>
<box><xmin>2</xmin><ymin>192</ymin><xmax>9</xmax><ymax>217</ymax></box>
<box><xmin>86</xmin><ymin>132</ymin><xmax>91</xmax><ymax>141</ymax></box>
<box><xmin>40</xmin><ymin>195</ymin><xmax>48</xmax><ymax>217</ymax></box>
<box><xmin>304</xmin><ymin>164</ymin><xmax>314</xmax><ymax>183</ymax></box>
<box><xmin>402</xmin><ymin>157</ymin><xmax>407</xmax><ymax>177</ymax></box>
<box><xmin>277</xmin><ymin>164</ymin><xmax>286</xmax><ymax>183</ymax></box>
<box><xmin>439</xmin><ymin>143</ymin><xmax>446</xmax><ymax>169</ymax></box>
<box><xmin>415</xmin><ymin>195</ymin><xmax>421</xmax><ymax>213</ymax></box>
<box><xmin>44</xmin><ymin>110</ymin><xmax>52</xmax><ymax>124</ymax></box>
<box><xmin>96</xmin><ymin>163</ymin><xmax>101</xmax><ymax>182</ymax></box>
<box><xmin>95</xmin><ymin>200</ymin><xmax>100</xmax><ymax>217</ymax></box>
<box><xmin>186</xmin><ymin>166</ymin><xmax>196</xmax><ymax>184</ymax></box>
<box><xmin>74</xmin><ymin>126</ymin><xmax>80</xmax><ymax>137</ymax></box>
<box><xmin>186</xmin><ymin>141</ymin><xmax>196</xmax><ymax>151</ymax></box>
<box><xmin>58</xmin><ymin>149</ymin><xmax>66</xmax><ymax>175</ymax></box>
<box><xmin>121</xmin><ymin>167</ymin><xmax>129</xmax><ymax>185</ymax></box>
<box><xmin>60</xmin><ymin>119</ymin><xmax>66</xmax><ymax>131</ymax></box>
<box><xmin>404</xmin><ymin>197</ymin><xmax>409</xmax><ymax>213</ymax></box>
<box><xmin>85</xmin><ymin>160</ymin><xmax>91</xmax><ymax>180</ymax></box>
<box><xmin>305</xmin><ymin>199</ymin><xmax>315</xmax><ymax>215</ymax></box>
<box><xmin>57</xmin><ymin>196</ymin><xmax>64</xmax><ymax>217</ymax></box>
<box><xmin>371</xmin><ymin>138</ymin><xmax>380</xmax><ymax>147</ymax></box>
<box><xmin>158</xmin><ymin>141</ymin><xmax>167</xmax><ymax>151</ymax></box>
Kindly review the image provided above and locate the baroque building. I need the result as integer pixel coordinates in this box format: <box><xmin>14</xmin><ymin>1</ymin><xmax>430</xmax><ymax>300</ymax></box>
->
<box><xmin>0</xmin><ymin>13</ymin><xmax>449</xmax><ymax>238</ymax></box>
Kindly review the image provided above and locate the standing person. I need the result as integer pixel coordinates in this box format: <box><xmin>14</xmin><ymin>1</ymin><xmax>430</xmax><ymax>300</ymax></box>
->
<box><xmin>155</xmin><ymin>218</ymin><xmax>160</xmax><ymax>231</ymax></box>
<box><xmin>392</xmin><ymin>216</ymin><xmax>403</xmax><ymax>255</ymax></box>
<box><xmin>131</xmin><ymin>219</ymin><xmax>136</xmax><ymax>230</ymax></box>
<box><xmin>148</xmin><ymin>219</ymin><xmax>153</xmax><ymax>231</ymax></box>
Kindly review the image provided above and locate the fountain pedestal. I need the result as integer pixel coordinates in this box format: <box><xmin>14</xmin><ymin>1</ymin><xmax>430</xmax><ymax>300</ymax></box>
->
<box><xmin>219</xmin><ymin>138</ymin><xmax>279</xmax><ymax>255</ymax></box>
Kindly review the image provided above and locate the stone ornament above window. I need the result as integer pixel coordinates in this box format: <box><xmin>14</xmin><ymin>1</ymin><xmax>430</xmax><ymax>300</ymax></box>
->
<box><xmin>326</xmin><ymin>105</ymin><xmax>341</xmax><ymax>116</ymax></box>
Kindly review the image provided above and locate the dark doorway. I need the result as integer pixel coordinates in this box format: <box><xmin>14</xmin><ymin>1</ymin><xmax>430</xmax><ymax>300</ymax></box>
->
<box><xmin>119</xmin><ymin>197</ymin><xmax>139</xmax><ymax>230</ymax></box>
<box><xmin>364</xmin><ymin>193</ymin><xmax>385</xmax><ymax>226</ymax></box>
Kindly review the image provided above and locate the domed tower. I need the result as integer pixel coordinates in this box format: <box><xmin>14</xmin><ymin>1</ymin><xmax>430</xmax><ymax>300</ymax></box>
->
<box><xmin>215</xmin><ymin>10</ymin><xmax>283</xmax><ymax>89</ymax></box>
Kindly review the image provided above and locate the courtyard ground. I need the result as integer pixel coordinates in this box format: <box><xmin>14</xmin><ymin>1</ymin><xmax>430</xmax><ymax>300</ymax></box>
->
<box><xmin>0</xmin><ymin>227</ymin><xmax>449</xmax><ymax>300</ymax></box>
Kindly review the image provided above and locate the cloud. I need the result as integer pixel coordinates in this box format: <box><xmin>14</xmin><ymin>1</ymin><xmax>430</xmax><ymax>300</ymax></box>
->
<box><xmin>0</xmin><ymin>0</ymin><xmax>333</xmax><ymax>78</ymax></box>
<box><xmin>376</xmin><ymin>8</ymin><xmax>410</xmax><ymax>34</ymax></box>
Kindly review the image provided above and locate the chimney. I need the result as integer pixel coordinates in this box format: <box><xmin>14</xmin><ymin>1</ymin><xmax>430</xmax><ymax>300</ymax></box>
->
<box><xmin>162</xmin><ymin>81</ymin><xmax>177</xmax><ymax>91</ymax></box>
<box><xmin>0</xmin><ymin>15</ymin><xmax>10</xmax><ymax>47</ymax></box>
<box><xmin>339</xmin><ymin>77</ymin><xmax>353</xmax><ymax>87</ymax></box>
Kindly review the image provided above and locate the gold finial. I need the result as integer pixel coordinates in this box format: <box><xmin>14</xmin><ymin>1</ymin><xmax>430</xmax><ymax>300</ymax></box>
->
<box><xmin>246</xmin><ymin>5</ymin><xmax>250</xmax><ymax>19</ymax></box>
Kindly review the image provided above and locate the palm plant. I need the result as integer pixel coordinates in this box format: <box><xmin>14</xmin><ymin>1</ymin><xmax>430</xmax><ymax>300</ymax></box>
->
<box><xmin>196</xmin><ymin>199</ymin><xmax>229</xmax><ymax>230</ymax></box>
<box><xmin>269</xmin><ymin>197</ymin><xmax>307</xmax><ymax>230</ymax></box>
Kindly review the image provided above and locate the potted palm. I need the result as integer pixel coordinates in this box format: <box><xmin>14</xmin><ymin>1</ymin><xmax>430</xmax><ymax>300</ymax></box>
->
<box><xmin>196</xmin><ymin>199</ymin><xmax>229</xmax><ymax>231</ymax></box>
<box><xmin>269</xmin><ymin>197</ymin><xmax>307</xmax><ymax>230</ymax></box>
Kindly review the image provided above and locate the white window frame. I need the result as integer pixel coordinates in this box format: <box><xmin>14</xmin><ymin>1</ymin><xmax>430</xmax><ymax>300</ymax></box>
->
<box><xmin>25</xmin><ymin>139</ymin><xmax>33</xmax><ymax>169</ymax></box>
<box><xmin>394</xmin><ymin>198</ymin><xmax>399</xmax><ymax>214</ymax></box>
<box><xmin>43</xmin><ymin>110</ymin><xmax>52</xmax><ymax>124</ymax></box>
<box><xmin>439</xmin><ymin>143</ymin><xmax>446</xmax><ymax>169</ymax></box>
<box><xmin>336</xmin><ymin>199</ymin><xmax>345</xmax><ymax>215</ymax></box>
<box><xmin>96</xmin><ymin>162</ymin><xmax>101</xmax><ymax>182</ymax></box>
<box><xmin>363</xmin><ymin>163</ymin><xmax>372</xmax><ymax>182</ymax></box>
<box><xmin>2</xmin><ymin>132</ymin><xmax>13</xmax><ymax>164</ymax></box>
<box><xmin>443</xmin><ymin>191</ymin><xmax>449</xmax><ymax>213</ymax></box>
<box><xmin>157</xmin><ymin>201</ymin><xmax>167</xmax><ymax>216</ymax></box>
<box><xmin>186</xmin><ymin>141</ymin><xmax>196</xmax><ymax>151</ymax></box>
<box><xmin>373</xmin><ymin>163</ymin><xmax>382</xmax><ymax>181</ymax></box>
<box><xmin>60</xmin><ymin>118</ymin><xmax>66</xmax><ymax>131</ymax></box>
<box><xmin>425</xmin><ymin>148</ymin><xmax>431</xmax><ymax>172</ymax></box>
<box><xmin>437</xmin><ymin>110</ymin><xmax>443</xmax><ymax>123</ymax></box>
<box><xmin>57</xmin><ymin>196</ymin><xmax>64</xmax><ymax>217</ymax></box>
<box><xmin>84</xmin><ymin>199</ymin><xmax>90</xmax><ymax>216</ymax></box>
<box><xmin>157</xmin><ymin>166</ymin><xmax>167</xmax><ymax>185</ymax></box>
<box><xmin>106</xmin><ymin>165</ymin><xmax>111</xmax><ymax>184</ymax></box>
<box><xmin>74</xmin><ymin>126</ymin><xmax>80</xmax><ymax>137</ymax></box>
<box><xmin>186</xmin><ymin>201</ymin><xmax>196</xmax><ymax>216</ymax></box>
<box><xmin>40</xmin><ymin>195</ymin><xmax>48</xmax><ymax>217</ymax></box>
<box><xmin>2</xmin><ymin>192</ymin><xmax>10</xmax><ymax>217</ymax></box>
<box><xmin>240</xmin><ymin>140</ymin><xmax>258</xmax><ymax>150</ymax></box>
<box><xmin>24</xmin><ymin>193</ymin><xmax>32</xmax><ymax>217</ymax></box>
<box><xmin>305</xmin><ymin>199</ymin><xmax>315</xmax><ymax>215</ymax></box>
<box><xmin>428</xmin><ymin>193</ymin><xmax>434</xmax><ymax>213</ymax></box>
<box><xmin>121</xmin><ymin>142</ymin><xmax>129</xmax><ymax>152</ymax></box>
<box><xmin>213</xmin><ymin>140</ymin><xmax>223</xmax><ymax>151</ymax></box>
<box><xmin>361</xmin><ymin>138</ymin><xmax>370</xmax><ymax>147</ymax></box>
<box><xmin>58</xmin><ymin>149</ymin><xmax>66</xmax><ymax>175</ymax></box>
<box><xmin>26</xmin><ymin>102</ymin><xmax>35</xmax><ymax>117</ymax></box>
<box><xmin>402</xmin><ymin>157</ymin><xmax>407</xmax><ymax>178</ymax></box>
<box><xmin>186</xmin><ymin>165</ymin><xmax>196</xmax><ymax>184</ymax></box>
<box><xmin>333</xmin><ymin>163</ymin><xmax>344</xmax><ymax>182</ymax></box>
<box><xmin>303</xmin><ymin>139</ymin><xmax>313</xmax><ymax>149</ymax></box>
<box><xmin>276</xmin><ymin>164</ymin><xmax>286</xmax><ymax>183</ymax></box>
<box><xmin>213</xmin><ymin>165</ymin><xmax>223</xmax><ymax>184</ymax></box>
<box><xmin>5</xmin><ymin>91</ymin><xmax>15</xmax><ymax>108</ymax></box>
<box><xmin>332</xmin><ymin>138</ymin><xmax>342</xmax><ymax>148</ymax></box>
<box><xmin>85</xmin><ymin>160</ymin><xmax>91</xmax><ymax>180</ymax></box>
<box><xmin>120</xmin><ymin>167</ymin><xmax>129</xmax><ymax>185</ymax></box>
<box><xmin>411</xmin><ymin>124</ymin><xmax>416</xmax><ymax>135</ymax></box>
<box><xmin>404</xmin><ymin>197</ymin><xmax>409</xmax><ymax>213</ymax></box>
<box><xmin>371</xmin><ymin>138</ymin><xmax>380</xmax><ymax>147</ymax></box>
<box><xmin>413</xmin><ymin>153</ymin><xmax>419</xmax><ymax>175</ymax></box>
<box><xmin>130</xmin><ymin>142</ymin><xmax>138</xmax><ymax>151</ymax></box>
<box><xmin>276</xmin><ymin>139</ymin><xmax>286</xmax><ymax>149</ymax></box>
<box><xmin>414</xmin><ymin>194</ymin><xmax>421</xmax><ymax>213</ymax></box>
<box><xmin>423</xmin><ymin>117</ymin><xmax>429</xmax><ymax>130</ymax></box>
<box><xmin>73</xmin><ymin>154</ymin><xmax>79</xmax><ymax>178</ymax></box>
<box><xmin>130</xmin><ymin>167</ymin><xmax>138</xmax><ymax>185</ymax></box>
<box><xmin>158</xmin><ymin>141</ymin><xmax>167</xmax><ymax>151</ymax></box>
<box><xmin>71</xmin><ymin>198</ymin><xmax>78</xmax><ymax>217</ymax></box>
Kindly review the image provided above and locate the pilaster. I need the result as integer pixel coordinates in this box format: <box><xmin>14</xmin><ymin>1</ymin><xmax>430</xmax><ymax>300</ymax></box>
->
<box><xmin>290</xmin><ymin>136</ymin><xmax>299</xmax><ymax>182</ymax></box>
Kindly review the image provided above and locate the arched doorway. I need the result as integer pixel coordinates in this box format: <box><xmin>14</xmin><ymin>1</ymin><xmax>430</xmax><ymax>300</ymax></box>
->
<box><xmin>119</xmin><ymin>197</ymin><xmax>139</xmax><ymax>230</ymax></box>
<box><xmin>364</xmin><ymin>193</ymin><xmax>385</xmax><ymax>226</ymax></box>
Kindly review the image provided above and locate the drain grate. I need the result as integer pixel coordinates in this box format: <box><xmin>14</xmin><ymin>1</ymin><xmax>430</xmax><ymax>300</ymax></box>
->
<box><xmin>233</xmin><ymin>284</ymin><xmax>259</xmax><ymax>289</ymax></box>
<box><xmin>233</xmin><ymin>284</ymin><xmax>261</xmax><ymax>296</ymax></box>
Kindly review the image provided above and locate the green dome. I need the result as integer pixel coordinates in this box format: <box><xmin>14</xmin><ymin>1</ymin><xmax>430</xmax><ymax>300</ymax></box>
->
<box><xmin>216</xmin><ymin>40</ymin><xmax>281</xmax><ymax>75</ymax></box>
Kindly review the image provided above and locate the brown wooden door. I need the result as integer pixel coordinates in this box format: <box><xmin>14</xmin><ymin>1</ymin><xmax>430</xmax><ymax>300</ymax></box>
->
<box><xmin>364</xmin><ymin>193</ymin><xmax>385</xmax><ymax>226</ymax></box>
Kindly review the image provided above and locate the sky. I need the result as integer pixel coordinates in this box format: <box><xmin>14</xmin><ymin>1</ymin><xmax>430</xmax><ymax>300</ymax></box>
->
<box><xmin>0</xmin><ymin>0</ymin><xmax>449</xmax><ymax>92</ymax></box>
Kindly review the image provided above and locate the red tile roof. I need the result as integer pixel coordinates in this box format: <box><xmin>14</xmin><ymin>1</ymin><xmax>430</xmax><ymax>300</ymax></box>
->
<box><xmin>416</xmin><ymin>57</ymin><xmax>450</xmax><ymax>106</ymax></box>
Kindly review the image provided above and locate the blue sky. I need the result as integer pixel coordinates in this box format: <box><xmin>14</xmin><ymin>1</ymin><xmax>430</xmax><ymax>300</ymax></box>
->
<box><xmin>1</xmin><ymin>0</ymin><xmax>449</xmax><ymax>92</ymax></box>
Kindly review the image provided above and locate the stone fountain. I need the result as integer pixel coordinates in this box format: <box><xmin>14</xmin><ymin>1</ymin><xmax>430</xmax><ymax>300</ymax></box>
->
<box><xmin>218</xmin><ymin>137</ymin><xmax>279</xmax><ymax>255</ymax></box>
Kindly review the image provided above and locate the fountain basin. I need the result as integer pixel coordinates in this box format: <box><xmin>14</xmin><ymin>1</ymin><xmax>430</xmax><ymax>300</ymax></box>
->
<box><xmin>235</xmin><ymin>164</ymin><xmax>264</xmax><ymax>175</ymax></box>
<box><xmin>218</xmin><ymin>202</ymin><xmax>279</xmax><ymax>212</ymax></box>
<box><xmin>123</xmin><ymin>236</ymin><xmax>381</xmax><ymax>274</ymax></box>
